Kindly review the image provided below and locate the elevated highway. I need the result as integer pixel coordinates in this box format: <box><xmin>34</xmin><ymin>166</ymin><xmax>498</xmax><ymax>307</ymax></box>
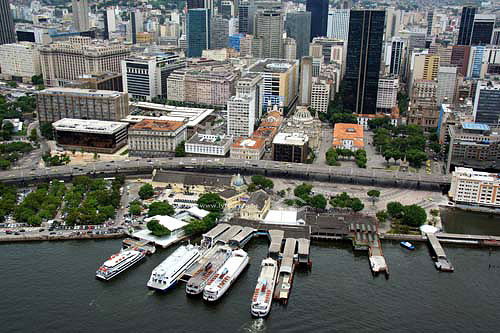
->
<box><xmin>0</xmin><ymin>157</ymin><xmax>451</xmax><ymax>190</ymax></box>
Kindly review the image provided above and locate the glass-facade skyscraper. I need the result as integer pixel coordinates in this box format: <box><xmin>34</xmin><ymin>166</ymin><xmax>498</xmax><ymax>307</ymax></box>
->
<box><xmin>187</xmin><ymin>9</ymin><xmax>211</xmax><ymax>58</ymax></box>
<box><xmin>344</xmin><ymin>10</ymin><xmax>385</xmax><ymax>114</ymax></box>
<box><xmin>306</xmin><ymin>0</ymin><xmax>328</xmax><ymax>41</ymax></box>
<box><xmin>0</xmin><ymin>0</ymin><xmax>16</xmax><ymax>45</ymax></box>
<box><xmin>457</xmin><ymin>6</ymin><xmax>476</xmax><ymax>46</ymax></box>
<box><xmin>285</xmin><ymin>12</ymin><xmax>311</xmax><ymax>60</ymax></box>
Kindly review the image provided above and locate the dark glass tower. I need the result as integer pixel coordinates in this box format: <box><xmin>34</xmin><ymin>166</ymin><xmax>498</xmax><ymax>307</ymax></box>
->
<box><xmin>306</xmin><ymin>0</ymin><xmax>328</xmax><ymax>41</ymax></box>
<box><xmin>0</xmin><ymin>0</ymin><xmax>16</xmax><ymax>45</ymax></box>
<box><xmin>457</xmin><ymin>6</ymin><xmax>476</xmax><ymax>45</ymax></box>
<box><xmin>285</xmin><ymin>12</ymin><xmax>311</xmax><ymax>59</ymax></box>
<box><xmin>187</xmin><ymin>9</ymin><xmax>211</xmax><ymax>58</ymax></box>
<box><xmin>470</xmin><ymin>17</ymin><xmax>495</xmax><ymax>45</ymax></box>
<box><xmin>344</xmin><ymin>10</ymin><xmax>385</xmax><ymax>115</ymax></box>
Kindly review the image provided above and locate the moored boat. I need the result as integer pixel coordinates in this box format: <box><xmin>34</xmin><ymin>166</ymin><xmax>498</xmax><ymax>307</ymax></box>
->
<box><xmin>400</xmin><ymin>241</ymin><xmax>415</xmax><ymax>250</ymax></box>
<box><xmin>250</xmin><ymin>258</ymin><xmax>278</xmax><ymax>317</ymax></box>
<box><xmin>96</xmin><ymin>249</ymin><xmax>146</xmax><ymax>281</ymax></box>
<box><xmin>186</xmin><ymin>246</ymin><xmax>232</xmax><ymax>295</ymax></box>
<box><xmin>203</xmin><ymin>249</ymin><xmax>249</xmax><ymax>301</ymax></box>
<box><xmin>147</xmin><ymin>244</ymin><xmax>201</xmax><ymax>291</ymax></box>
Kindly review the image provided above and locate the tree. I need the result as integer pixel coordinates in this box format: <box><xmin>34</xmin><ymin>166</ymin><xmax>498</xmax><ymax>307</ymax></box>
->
<box><xmin>0</xmin><ymin>159</ymin><xmax>11</xmax><ymax>170</ymax></box>
<box><xmin>31</xmin><ymin>75</ymin><xmax>44</xmax><ymax>85</ymax></box>
<box><xmin>401</xmin><ymin>204</ymin><xmax>427</xmax><ymax>227</ymax></box>
<box><xmin>175</xmin><ymin>141</ymin><xmax>186</xmax><ymax>157</ymax></box>
<box><xmin>247</xmin><ymin>183</ymin><xmax>257</xmax><ymax>192</ymax></box>
<box><xmin>326</xmin><ymin>148</ymin><xmax>339</xmax><ymax>166</ymax></box>
<box><xmin>387</xmin><ymin>201</ymin><xmax>404</xmax><ymax>218</ymax></box>
<box><xmin>351</xmin><ymin>198</ymin><xmax>364</xmax><ymax>212</ymax></box>
<box><xmin>310</xmin><ymin>194</ymin><xmax>327</xmax><ymax>210</ymax></box>
<box><xmin>251</xmin><ymin>175</ymin><xmax>274</xmax><ymax>189</ymax></box>
<box><xmin>148</xmin><ymin>201</ymin><xmax>174</xmax><ymax>217</ymax></box>
<box><xmin>40</xmin><ymin>123</ymin><xmax>54</xmax><ymax>139</ymax></box>
<box><xmin>376</xmin><ymin>210</ymin><xmax>389</xmax><ymax>223</ymax></box>
<box><xmin>7</xmin><ymin>81</ymin><xmax>17</xmax><ymax>88</ymax></box>
<box><xmin>430</xmin><ymin>209</ymin><xmax>439</xmax><ymax>217</ymax></box>
<box><xmin>197</xmin><ymin>193</ymin><xmax>224</xmax><ymax>213</ymax></box>
<box><xmin>294</xmin><ymin>183</ymin><xmax>313</xmax><ymax>200</ymax></box>
<box><xmin>129</xmin><ymin>203</ymin><xmax>142</xmax><ymax>216</ymax></box>
<box><xmin>367</xmin><ymin>189</ymin><xmax>381</xmax><ymax>205</ymax></box>
<box><xmin>29</xmin><ymin>128</ymin><xmax>38</xmax><ymax>142</ymax></box>
<box><xmin>147</xmin><ymin>219</ymin><xmax>171</xmax><ymax>237</ymax></box>
<box><xmin>138</xmin><ymin>183</ymin><xmax>155</xmax><ymax>200</ymax></box>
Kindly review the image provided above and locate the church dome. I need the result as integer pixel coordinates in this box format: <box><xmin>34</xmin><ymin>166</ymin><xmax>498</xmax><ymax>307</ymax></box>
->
<box><xmin>292</xmin><ymin>107</ymin><xmax>314</xmax><ymax>124</ymax></box>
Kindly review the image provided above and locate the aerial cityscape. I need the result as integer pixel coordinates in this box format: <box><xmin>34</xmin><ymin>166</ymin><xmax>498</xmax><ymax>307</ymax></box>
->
<box><xmin>1</xmin><ymin>0</ymin><xmax>500</xmax><ymax>331</ymax></box>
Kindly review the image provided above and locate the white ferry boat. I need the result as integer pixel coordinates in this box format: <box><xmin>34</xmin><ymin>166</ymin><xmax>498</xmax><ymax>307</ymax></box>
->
<box><xmin>96</xmin><ymin>249</ymin><xmax>145</xmax><ymax>280</ymax></box>
<box><xmin>203</xmin><ymin>249</ymin><xmax>249</xmax><ymax>302</ymax></box>
<box><xmin>186</xmin><ymin>246</ymin><xmax>232</xmax><ymax>295</ymax></box>
<box><xmin>147</xmin><ymin>244</ymin><xmax>201</xmax><ymax>291</ymax></box>
<box><xmin>250</xmin><ymin>258</ymin><xmax>278</xmax><ymax>317</ymax></box>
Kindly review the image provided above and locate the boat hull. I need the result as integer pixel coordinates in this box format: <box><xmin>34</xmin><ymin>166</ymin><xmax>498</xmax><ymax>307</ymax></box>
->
<box><xmin>96</xmin><ymin>254</ymin><xmax>145</xmax><ymax>281</ymax></box>
<box><xmin>203</xmin><ymin>256</ymin><xmax>249</xmax><ymax>302</ymax></box>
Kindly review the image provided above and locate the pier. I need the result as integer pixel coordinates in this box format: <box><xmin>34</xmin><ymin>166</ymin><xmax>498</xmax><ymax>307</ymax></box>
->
<box><xmin>274</xmin><ymin>238</ymin><xmax>297</xmax><ymax>304</ymax></box>
<box><xmin>216</xmin><ymin>225</ymin><xmax>244</xmax><ymax>245</ymax></box>
<box><xmin>427</xmin><ymin>233</ymin><xmax>454</xmax><ymax>272</ymax></box>
<box><xmin>297</xmin><ymin>238</ymin><xmax>311</xmax><ymax>269</ymax></box>
<box><xmin>122</xmin><ymin>238</ymin><xmax>156</xmax><ymax>254</ymax></box>
<box><xmin>202</xmin><ymin>223</ymin><xmax>230</xmax><ymax>247</ymax></box>
<box><xmin>268</xmin><ymin>229</ymin><xmax>284</xmax><ymax>259</ymax></box>
<box><xmin>229</xmin><ymin>227</ymin><xmax>256</xmax><ymax>248</ymax></box>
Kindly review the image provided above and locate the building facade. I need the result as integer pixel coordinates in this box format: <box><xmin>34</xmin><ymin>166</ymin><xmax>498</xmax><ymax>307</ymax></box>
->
<box><xmin>437</xmin><ymin>66</ymin><xmax>457</xmax><ymax>104</ymax></box>
<box><xmin>332</xmin><ymin>123</ymin><xmax>364</xmax><ymax>151</ymax></box>
<box><xmin>272</xmin><ymin>132</ymin><xmax>309</xmax><ymax>163</ymax></box>
<box><xmin>327</xmin><ymin>9</ymin><xmax>349</xmax><ymax>41</ymax></box>
<box><xmin>344</xmin><ymin>10</ymin><xmax>385</xmax><ymax>114</ymax></box>
<box><xmin>185</xmin><ymin>133</ymin><xmax>232</xmax><ymax>156</ymax></box>
<box><xmin>72</xmin><ymin>0</ymin><xmax>89</xmax><ymax>32</ymax></box>
<box><xmin>121</xmin><ymin>53</ymin><xmax>185</xmax><ymax>102</ymax></box>
<box><xmin>311</xmin><ymin>78</ymin><xmax>331</xmax><ymax>113</ymax></box>
<box><xmin>128</xmin><ymin>119</ymin><xmax>187</xmax><ymax>157</ymax></box>
<box><xmin>306</xmin><ymin>0</ymin><xmax>328</xmax><ymax>41</ymax></box>
<box><xmin>187</xmin><ymin>9</ymin><xmax>211</xmax><ymax>57</ymax></box>
<box><xmin>254</xmin><ymin>9</ymin><xmax>283</xmax><ymax>59</ymax></box>
<box><xmin>0</xmin><ymin>42</ymin><xmax>41</xmax><ymax>83</ymax></box>
<box><xmin>230</xmin><ymin>137</ymin><xmax>266</xmax><ymax>160</ymax></box>
<box><xmin>36</xmin><ymin>88</ymin><xmax>129</xmax><ymax>123</ymax></box>
<box><xmin>376</xmin><ymin>77</ymin><xmax>399</xmax><ymax>112</ymax></box>
<box><xmin>0</xmin><ymin>0</ymin><xmax>16</xmax><ymax>45</ymax></box>
<box><xmin>473</xmin><ymin>81</ymin><xmax>500</xmax><ymax>125</ymax></box>
<box><xmin>285</xmin><ymin>11</ymin><xmax>311</xmax><ymax>60</ymax></box>
<box><xmin>449</xmin><ymin>167</ymin><xmax>500</xmax><ymax>207</ymax></box>
<box><xmin>39</xmin><ymin>37</ymin><xmax>130</xmax><ymax>87</ymax></box>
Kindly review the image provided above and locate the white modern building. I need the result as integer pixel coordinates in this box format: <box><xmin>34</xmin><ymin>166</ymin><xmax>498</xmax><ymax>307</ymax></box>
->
<box><xmin>121</xmin><ymin>52</ymin><xmax>185</xmax><ymax>101</ymax></box>
<box><xmin>128</xmin><ymin>119</ymin><xmax>187</xmax><ymax>157</ymax></box>
<box><xmin>449</xmin><ymin>167</ymin><xmax>500</xmax><ymax>207</ymax></box>
<box><xmin>0</xmin><ymin>42</ymin><xmax>41</xmax><ymax>83</ymax></box>
<box><xmin>227</xmin><ymin>94</ymin><xmax>256</xmax><ymax>138</ymax></box>
<box><xmin>376</xmin><ymin>77</ymin><xmax>399</xmax><ymax>111</ymax></box>
<box><xmin>185</xmin><ymin>133</ymin><xmax>233</xmax><ymax>156</ymax></box>
<box><xmin>311</xmin><ymin>78</ymin><xmax>331</xmax><ymax>113</ymax></box>
<box><xmin>327</xmin><ymin>9</ymin><xmax>349</xmax><ymax>41</ymax></box>
<box><xmin>437</xmin><ymin>66</ymin><xmax>457</xmax><ymax>104</ymax></box>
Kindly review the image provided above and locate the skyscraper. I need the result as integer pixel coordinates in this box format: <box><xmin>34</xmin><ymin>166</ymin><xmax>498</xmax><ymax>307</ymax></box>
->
<box><xmin>344</xmin><ymin>10</ymin><xmax>385</xmax><ymax>114</ymax></box>
<box><xmin>187</xmin><ymin>9</ymin><xmax>211</xmax><ymax>58</ymax></box>
<box><xmin>306</xmin><ymin>0</ymin><xmax>328</xmax><ymax>41</ymax></box>
<box><xmin>72</xmin><ymin>0</ymin><xmax>90</xmax><ymax>32</ymax></box>
<box><xmin>210</xmin><ymin>15</ymin><xmax>229</xmax><ymax>49</ymax></box>
<box><xmin>470</xmin><ymin>15</ymin><xmax>495</xmax><ymax>45</ymax></box>
<box><xmin>327</xmin><ymin>9</ymin><xmax>350</xmax><ymax>41</ymax></box>
<box><xmin>426</xmin><ymin>10</ymin><xmax>434</xmax><ymax>37</ymax></box>
<box><xmin>254</xmin><ymin>9</ymin><xmax>283</xmax><ymax>59</ymax></box>
<box><xmin>129</xmin><ymin>9</ymin><xmax>144</xmax><ymax>44</ymax></box>
<box><xmin>285</xmin><ymin>12</ymin><xmax>311</xmax><ymax>60</ymax></box>
<box><xmin>457</xmin><ymin>6</ymin><xmax>476</xmax><ymax>46</ymax></box>
<box><xmin>388</xmin><ymin>37</ymin><xmax>405</xmax><ymax>76</ymax></box>
<box><xmin>0</xmin><ymin>0</ymin><xmax>16</xmax><ymax>45</ymax></box>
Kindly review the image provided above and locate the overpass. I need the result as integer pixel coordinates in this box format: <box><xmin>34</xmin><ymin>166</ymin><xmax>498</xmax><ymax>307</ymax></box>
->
<box><xmin>0</xmin><ymin>157</ymin><xmax>451</xmax><ymax>190</ymax></box>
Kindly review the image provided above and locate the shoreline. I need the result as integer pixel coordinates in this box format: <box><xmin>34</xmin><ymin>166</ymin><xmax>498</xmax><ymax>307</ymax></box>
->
<box><xmin>0</xmin><ymin>232</ymin><xmax>125</xmax><ymax>243</ymax></box>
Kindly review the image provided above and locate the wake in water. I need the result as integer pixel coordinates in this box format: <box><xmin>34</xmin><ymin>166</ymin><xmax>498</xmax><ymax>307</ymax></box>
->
<box><xmin>240</xmin><ymin>318</ymin><xmax>266</xmax><ymax>332</ymax></box>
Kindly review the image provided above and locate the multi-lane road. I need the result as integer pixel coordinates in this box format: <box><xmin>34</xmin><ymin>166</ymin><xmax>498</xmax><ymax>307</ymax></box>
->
<box><xmin>0</xmin><ymin>157</ymin><xmax>451</xmax><ymax>189</ymax></box>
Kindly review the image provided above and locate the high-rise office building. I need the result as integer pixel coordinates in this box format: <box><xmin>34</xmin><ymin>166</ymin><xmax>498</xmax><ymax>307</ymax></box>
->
<box><xmin>457</xmin><ymin>6</ymin><xmax>495</xmax><ymax>46</ymax></box>
<box><xmin>238</xmin><ymin>0</ymin><xmax>251</xmax><ymax>34</ymax></box>
<box><xmin>327</xmin><ymin>9</ymin><xmax>349</xmax><ymax>41</ymax></box>
<box><xmin>282</xmin><ymin>37</ymin><xmax>296</xmax><ymax>60</ymax></box>
<box><xmin>387</xmin><ymin>37</ymin><xmax>405</xmax><ymax>76</ymax></box>
<box><xmin>210</xmin><ymin>15</ymin><xmax>229</xmax><ymax>49</ymax></box>
<box><xmin>306</xmin><ymin>0</ymin><xmax>328</xmax><ymax>41</ymax></box>
<box><xmin>254</xmin><ymin>9</ymin><xmax>283</xmax><ymax>59</ymax></box>
<box><xmin>129</xmin><ymin>9</ymin><xmax>144</xmax><ymax>44</ymax></box>
<box><xmin>457</xmin><ymin>6</ymin><xmax>476</xmax><ymax>46</ymax></box>
<box><xmin>187</xmin><ymin>9</ymin><xmax>211</xmax><ymax>57</ymax></box>
<box><xmin>299</xmin><ymin>56</ymin><xmax>313</xmax><ymax>105</ymax></box>
<box><xmin>426</xmin><ymin>10</ymin><xmax>434</xmax><ymax>37</ymax></box>
<box><xmin>437</xmin><ymin>66</ymin><xmax>457</xmax><ymax>104</ymax></box>
<box><xmin>492</xmin><ymin>28</ymin><xmax>500</xmax><ymax>46</ymax></box>
<box><xmin>474</xmin><ymin>81</ymin><xmax>500</xmax><ymax>125</ymax></box>
<box><xmin>285</xmin><ymin>12</ymin><xmax>311</xmax><ymax>60</ymax></box>
<box><xmin>72</xmin><ymin>0</ymin><xmax>90</xmax><ymax>32</ymax></box>
<box><xmin>344</xmin><ymin>10</ymin><xmax>385</xmax><ymax>114</ymax></box>
<box><xmin>0</xmin><ymin>0</ymin><xmax>16</xmax><ymax>45</ymax></box>
<box><xmin>470</xmin><ymin>15</ymin><xmax>495</xmax><ymax>45</ymax></box>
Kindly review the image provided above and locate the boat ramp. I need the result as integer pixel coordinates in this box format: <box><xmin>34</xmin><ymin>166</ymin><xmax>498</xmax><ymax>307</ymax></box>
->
<box><xmin>426</xmin><ymin>233</ymin><xmax>454</xmax><ymax>272</ymax></box>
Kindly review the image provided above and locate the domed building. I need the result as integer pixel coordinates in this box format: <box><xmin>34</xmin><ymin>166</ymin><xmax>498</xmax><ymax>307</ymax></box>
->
<box><xmin>281</xmin><ymin>106</ymin><xmax>322</xmax><ymax>149</ymax></box>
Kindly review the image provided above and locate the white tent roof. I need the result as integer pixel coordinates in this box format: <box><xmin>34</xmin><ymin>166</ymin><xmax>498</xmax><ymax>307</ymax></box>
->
<box><xmin>420</xmin><ymin>224</ymin><xmax>438</xmax><ymax>234</ymax></box>
<box><xmin>263</xmin><ymin>210</ymin><xmax>298</xmax><ymax>225</ymax></box>
<box><xmin>188</xmin><ymin>206</ymin><xmax>210</xmax><ymax>219</ymax></box>
<box><xmin>145</xmin><ymin>215</ymin><xmax>188</xmax><ymax>231</ymax></box>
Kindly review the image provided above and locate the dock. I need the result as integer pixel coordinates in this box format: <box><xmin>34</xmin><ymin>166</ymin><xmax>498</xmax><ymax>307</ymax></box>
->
<box><xmin>368</xmin><ymin>233</ymin><xmax>389</xmax><ymax>276</ymax></box>
<box><xmin>297</xmin><ymin>238</ymin><xmax>311</xmax><ymax>269</ymax></box>
<box><xmin>350</xmin><ymin>223</ymin><xmax>388</xmax><ymax>276</ymax></box>
<box><xmin>427</xmin><ymin>233</ymin><xmax>454</xmax><ymax>272</ymax></box>
<box><xmin>229</xmin><ymin>227</ymin><xmax>256</xmax><ymax>248</ymax></box>
<box><xmin>216</xmin><ymin>225</ymin><xmax>244</xmax><ymax>245</ymax></box>
<box><xmin>183</xmin><ymin>245</ymin><xmax>232</xmax><ymax>291</ymax></box>
<box><xmin>202</xmin><ymin>223</ymin><xmax>230</xmax><ymax>247</ymax></box>
<box><xmin>122</xmin><ymin>238</ymin><xmax>156</xmax><ymax>254</ymax></box>
<box><xmin>274</xmin><ymin>238</ymin><xmax>297</xmax><ymax>304</ymax></box>
<box><xmin>268</xmin><ymin>229</ymin><xmax>284</xmax><ymax>260</ymax></box>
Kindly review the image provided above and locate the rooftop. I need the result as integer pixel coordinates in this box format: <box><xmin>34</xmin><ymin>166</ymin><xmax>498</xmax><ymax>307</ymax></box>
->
<box><xmin>462</xmin><ymin>122</ymin><xmax>490</xmax><ymax>131</ymax></box>
<box><xmin>232</xmin><ymin>137</ymin><xmax>266</xmax><ymax>150</ymax></box>
<box><xmin>333</xmin><ymin>123</ymin><xmax>364</xmax><ymax>148</ymax></box>
<box><xmin>273</xmin><ymin>132</ymin><xmax>309</xmax><ymax>146</ymax></box>
<box><xmin>52</xmin><ymin>118</ymin><xmax>128</xmax><ymax>135</ymax></box>
<box><xmin>130</xmin><ymin>119</ymin><xmax>185</xmax><ymax>132</ymax></box>
<box><xmin>248</xmin><ymin>58</ymin><xmax>297</xmax><ymax>73</ymax></box>
<box><xmin>186</xmin><ymin>133</ymin><xmax>232</xmax><ymax>146</ymax></box>
<box><xmin>39</xmin><ymin>87</ymin><xmax>125</xmax><ymax>97</ymax></box>
<box><xmin>245</xmin><ymin>190</ymin><xmax>269</xmax><ymax>210</ymax></box>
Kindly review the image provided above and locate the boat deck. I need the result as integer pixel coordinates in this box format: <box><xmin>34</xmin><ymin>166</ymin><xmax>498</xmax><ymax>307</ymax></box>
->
<box><xmin>184</xmin><ymin>246</ymin><xmax>231</xmax><ymax>288</ymax></box>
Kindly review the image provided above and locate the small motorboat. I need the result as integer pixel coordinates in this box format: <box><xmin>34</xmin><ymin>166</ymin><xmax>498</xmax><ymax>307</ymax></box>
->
<box><xmin>400</xmin><ymin>241</ymin><xmax>415</xmax><ymax>250</ymax></box>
